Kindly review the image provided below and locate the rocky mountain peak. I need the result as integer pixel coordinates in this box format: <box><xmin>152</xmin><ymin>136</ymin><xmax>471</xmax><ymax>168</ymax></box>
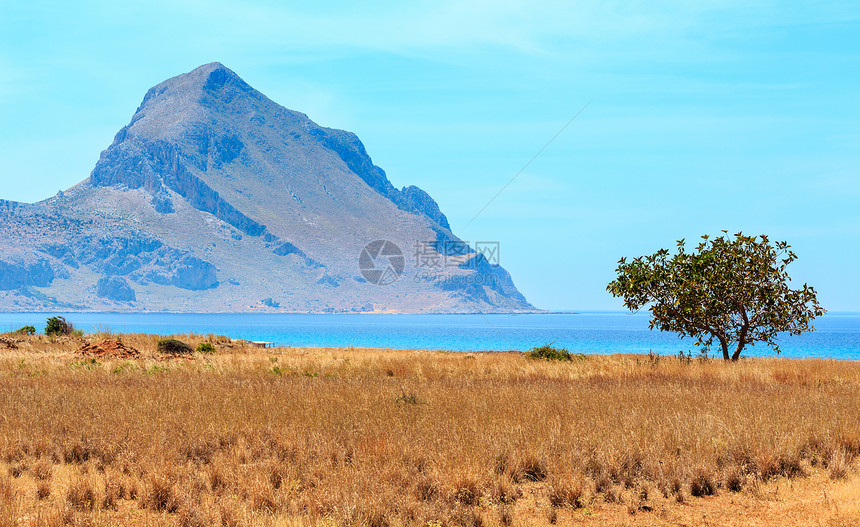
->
<box><xmin>89</xmin><ymin>63</ymin><xmax>452</xmax><ymax>232</ymax></box>
<box><xmin>139</xmin><ymin>62</ymin><xmax>247</xmax><ymax>108</ymax></box>
<box><xmin>0</xmin><ymin>63</ymin><xmax>534</xmax><ymax>313</ymax></box>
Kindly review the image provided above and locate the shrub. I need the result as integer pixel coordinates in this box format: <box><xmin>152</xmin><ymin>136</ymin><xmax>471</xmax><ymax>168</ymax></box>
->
<box><xmin>45</xmin><ymin>316</ymin><xmax>73</xmax><ymax>336</ymax></box>
<box><xmin>13</xmin><ymin>325</ymin><xmax>36</xmax><ymax>335</ymax></box>
<box><xmin>158</xmin><ymin>339</ymin><xmax>193</xmax><ymax>355</ymax></box>
<box><xmin>526</xmin><ymin>344</ymin><xmax>572</xmax><ymax>362</ymax></box>
<box><xmin>196</xmin><ymin>342</ymin><xmax>217</xmax><ymax>354</ymax></box>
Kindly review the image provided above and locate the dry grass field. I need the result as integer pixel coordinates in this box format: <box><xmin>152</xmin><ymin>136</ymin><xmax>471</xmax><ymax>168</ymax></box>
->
<box><xmin>0</xmin><ymin>332</ymin><xmax>859</xmax><ymax>526</ymax></box>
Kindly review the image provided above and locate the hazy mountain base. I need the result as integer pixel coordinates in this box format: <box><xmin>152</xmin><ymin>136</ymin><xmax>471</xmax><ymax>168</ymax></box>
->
<box><xmin>0</xmin><ymin>63</ymin><xmax>534</xmax><ymax>313</ymax></box>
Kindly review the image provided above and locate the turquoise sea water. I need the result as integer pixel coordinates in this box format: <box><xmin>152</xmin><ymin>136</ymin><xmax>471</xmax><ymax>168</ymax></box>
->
<box><xmin>1</xmin><ymin>312</ymin><xmax>858</xmax><ymax>360</ymax></box>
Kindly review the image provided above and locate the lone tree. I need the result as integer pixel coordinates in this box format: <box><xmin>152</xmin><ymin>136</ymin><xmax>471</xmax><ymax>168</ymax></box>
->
<box><xmin>607</xmin><ymin>232</ymin><xmax>824</xmax><ymax>361</ymax></box>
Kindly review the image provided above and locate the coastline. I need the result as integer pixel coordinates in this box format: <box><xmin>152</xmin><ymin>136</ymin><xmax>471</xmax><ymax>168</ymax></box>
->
<box><xmin>2</xmin><ymin>312</ymin><xmax>858</xmax><ymax>360</ymax></box>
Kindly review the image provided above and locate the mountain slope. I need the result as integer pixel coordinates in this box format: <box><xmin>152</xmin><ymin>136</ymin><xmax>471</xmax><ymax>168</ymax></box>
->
<box><xmin>0</xmin><ymin>63</ymin><xmax>535</xmax><ymax>313</ymax></box>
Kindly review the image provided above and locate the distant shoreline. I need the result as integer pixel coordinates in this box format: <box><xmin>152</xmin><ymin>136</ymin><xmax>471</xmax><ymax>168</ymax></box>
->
<box><xmin>3</xmin><ymin>312</ymin><xmax>857</xmax><ymax>360</ymax></box>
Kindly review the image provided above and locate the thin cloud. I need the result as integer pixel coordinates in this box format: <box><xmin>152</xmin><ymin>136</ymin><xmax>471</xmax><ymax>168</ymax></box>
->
<box><xmin>138</xmin><ymin>0</ymin><xmax>778</xmax><ymax>56</ymax></box>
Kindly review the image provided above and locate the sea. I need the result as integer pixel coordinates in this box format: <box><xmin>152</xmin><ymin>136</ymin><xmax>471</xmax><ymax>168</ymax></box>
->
<box><xmin>1</xmin><ymin>312</ymin><xmax>858</xmax><ymax>360</ymax></box>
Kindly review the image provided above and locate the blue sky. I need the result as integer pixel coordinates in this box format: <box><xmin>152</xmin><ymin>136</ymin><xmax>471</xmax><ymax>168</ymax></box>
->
<box><xmin>1</xmin><ymin>1</ymin><xmax>858</xmax><ymax>311</ymax></box>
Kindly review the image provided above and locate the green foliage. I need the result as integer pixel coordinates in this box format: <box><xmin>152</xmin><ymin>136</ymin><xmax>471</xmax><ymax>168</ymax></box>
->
<box><xmin>112</xmin><ymin>362</ymin><xmax>136</xmax><ymax>374</ymax></box>
<box><xmin>196</xmin><ymin>342</ymin><xmax>217</xmax><ymax>354</ymax></box>
<box><xmin>45</xmin><ymin>316</ymin><xmax>73</xmax><ymax>336</ymax></box>
<box><xmin>526</xmin><ymin>344</ymin><xmax>573</xmax><ymax>362</ymax></box>
<box><xmin>157</xmin><ymin>339</ymin><xmax>193</xmax><ymax>355</ymax></box>
<box><xmin>607</xmin><ymin>232</ymin><xmax>825</xmax><ymax>361</ymax></box>
<box><xmin>70</xmin><ymin>358</ymin><xmax>101</xmax><ymax>370</ymax></box>
<box><xmin>13</xmin><ymin>325</ymin><xmax>36</xmax><ymax>335</ymax></box>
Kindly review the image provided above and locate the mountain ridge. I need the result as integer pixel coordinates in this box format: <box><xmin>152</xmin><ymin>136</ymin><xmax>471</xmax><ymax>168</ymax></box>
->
<box><xmin>0</xmin><ymin>63</ymin><xmax>535</xmax><ymax>313</ymax></box>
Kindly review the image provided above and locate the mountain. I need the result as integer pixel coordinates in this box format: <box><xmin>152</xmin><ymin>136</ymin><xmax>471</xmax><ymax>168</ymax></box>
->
<box><xmin>0</xmin><ymin>63</ymin><xmax>535</xmax><ymax>313</ymax></box>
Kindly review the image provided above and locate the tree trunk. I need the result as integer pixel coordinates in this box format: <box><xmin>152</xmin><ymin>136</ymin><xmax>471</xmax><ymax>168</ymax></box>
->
<box><xmin>731</xmin><ymin>341</ymin><xmax>745</xmax><ymax>361</ymax></box>
<box><xmin>718</xmin><ymin>336</ymin><xmax>730</xmax><ymax>361</ymax></box>
<box><xmin>732</xmin><ymin>314</ymin><xmax>750</xmax><ymax>362</ymax></box>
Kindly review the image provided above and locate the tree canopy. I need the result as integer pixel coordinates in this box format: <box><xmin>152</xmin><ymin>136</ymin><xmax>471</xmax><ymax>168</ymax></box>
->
<box><xmin>607</xmin><ymin>232</ymin><xmax>824</xmax><ymax>361</ymax></box>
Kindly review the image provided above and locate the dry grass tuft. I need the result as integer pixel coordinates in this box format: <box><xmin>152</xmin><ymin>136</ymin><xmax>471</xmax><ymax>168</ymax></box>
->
<box><xmin>828</xmin><ymin>449</ymin><xmax>852</xmax><ymax>480</ymax></box>
<box><xmin>33</xmin><ymin>459</ymin><xmax>52</xmax><ymax>481</ymax></box>
<box><xmin>489</xmin><ymin>476</ymin><xmax>521</xmax><ymax>504</ymax></box>
<box><xmin>140</xmin><ymin>474</ymin><xmax>179</xmax><ymax>512</ymax></box>
<box><xmin>514</xmin><ymin>454</ymin><xmax>547</xmax><ymax>483</ymax></box>
<box><xmin>35</xmin><ymin>481</ymin><xmax>50</xmax><ymax>501</ymax></box>
<box><xmin>723</xmin><ymin>466</ymin><xmax>745</xmax><ymax>492</ymax></box>
<box><xmin>452</xmin><ymin>476</ymin><xmax>481</xmax><ymax>506</ymax></box>
<box><xmin>66</xmin><ymin>477</ymin><xmax>96</xmax><ymax>512</ymax></box>
<box><xmin>7</xmin><ymin>463</ymin><xmax>25</xmax><ymax>479</ymax></box>
<box><xmin>690</xmin><ymin>468</ymin><xmax>717</xmax><ymax>497</ymax></box>
<box><xmin>0</xmin><ymin>473</ymin><xmax>18</xmax><ymax>526</ymax></box>
<box><xmin>547</xmin><ymin>476</ymin><xmax>585</xmax><ymax>508</ymax></box>
<box><xmin>176</xmin><ymin>505</ymin><xmax>213</xmax><ymax>527</ymax></box>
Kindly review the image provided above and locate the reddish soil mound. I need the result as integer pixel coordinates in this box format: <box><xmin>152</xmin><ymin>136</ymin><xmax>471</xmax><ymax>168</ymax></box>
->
<box><xmin>77</xmin><ymin>339</ymin><xmax>140</xmax><ymax>359</ymax></box>
<box><xmin>0</xmin><ymin>337</ymin><xmax>19</xmax><ymax>350</ymax></box>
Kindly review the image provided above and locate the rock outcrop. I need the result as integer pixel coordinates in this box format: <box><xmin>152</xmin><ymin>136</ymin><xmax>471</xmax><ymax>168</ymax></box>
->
<box><xmin>96</xmin><ymin>277</ymin><xmax>137</xmax><ymax>301</ymax></box>
<box><xmin>0</xmin><ymin>259</ymin><xmax>55</xmax><ymax>290</ymax></box>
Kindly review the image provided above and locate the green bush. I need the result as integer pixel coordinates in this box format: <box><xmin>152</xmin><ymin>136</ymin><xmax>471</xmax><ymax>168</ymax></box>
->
<box><xmin>526</xmin><ymin>344</ymin><xmax>572</xmax><ymax>362</ymax></box>
<box><xmin>196</xmin><ymin>342</ymin><xmax>216</xmax><ymax>354</ymax></box>
<box><xmin>157</xmin><ymin>339</ymin><xmax>193</xmax><ymax>355</ymax></box>
<box><xmin>13</xmin><ymin>325</ymin><xmax>36</xmax><ymax>335</ymax></box>
<box><xmin>45</xmin><ymin>316</ymin><xmax>73</xmax><ymax>337</ymax></box>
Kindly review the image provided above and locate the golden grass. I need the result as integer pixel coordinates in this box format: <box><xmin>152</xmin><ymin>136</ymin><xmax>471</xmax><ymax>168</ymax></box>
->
<box><xmin>0</xmin><ymin>332</ymin><xmax>859</xmax><ymax>526</ymax></box>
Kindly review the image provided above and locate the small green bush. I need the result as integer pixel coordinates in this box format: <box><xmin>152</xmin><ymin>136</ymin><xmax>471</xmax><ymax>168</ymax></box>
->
<box><xmin>526</xmin><ymin>344</ymin><xmax>572</xmax><ymax>362</ymax></box>
<box><xmin>157</xmin><ymin>339</ymin><xmax>193</xmax><ymax>355</ymax></box>
<box><xmin>45</xmin><ymin>316</ymin><xmax>73</xmax><ymax>337</ymax></box>
<box><xmin>14</xmin><ymin>325</ymin><xmax>36</xmax><ymax>335</ymax></box>
<box><xmin>196</xmin><ymin>343</ymin><xmax>216</xmax><ymax>354</ymax></box>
